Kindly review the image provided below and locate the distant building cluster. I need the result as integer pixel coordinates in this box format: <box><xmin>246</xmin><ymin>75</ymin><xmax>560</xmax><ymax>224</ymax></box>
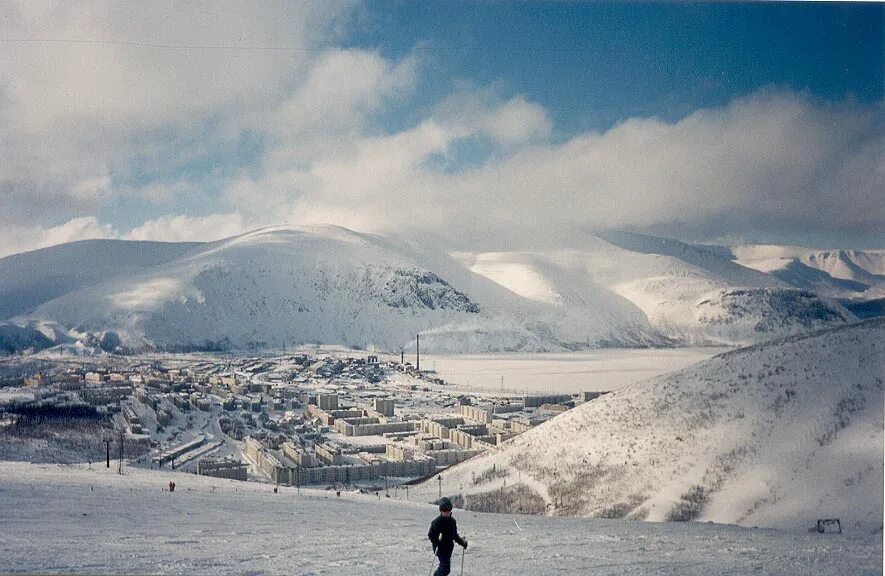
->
<box><xmin>244</xmin><ymin>434</ymin><xmax>434</xmax><ymax>486</ymax></box>
<box><xmin>4</xmin><ymin>351</ymin><xmax>608</xmax><ymax>489</ymax></box>
<box><xmin>198</xmin><ymin>458</ymin><xmax>248</xmax><ymax>481</ymax></box>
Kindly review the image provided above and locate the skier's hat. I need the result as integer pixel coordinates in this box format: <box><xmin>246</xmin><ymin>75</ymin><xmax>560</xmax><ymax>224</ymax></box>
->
<box><xmin>438</xmin><ymin>496</ymin><xmax>453</xmax><ymax>511</ymax></box>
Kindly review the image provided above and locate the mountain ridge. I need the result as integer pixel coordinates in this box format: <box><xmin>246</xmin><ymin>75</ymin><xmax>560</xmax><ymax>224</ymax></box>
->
<box><xmin>0</xmin><ymin>226</ymin><xmax>878</xmax><ymax>354</ymax></box>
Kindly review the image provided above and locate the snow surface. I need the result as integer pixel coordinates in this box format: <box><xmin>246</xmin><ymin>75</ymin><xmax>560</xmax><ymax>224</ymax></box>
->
<box><xmin>458</xmin><ymin>235</ymin><xmax>855</xmax><ymax>346</ymax></box>
<box><xmin>411</xmin><ymin>319</ymin><xmax>885</xmax><ymax>532</ymax></box>
<box><xmin>423</xmin><ymin>347</ymin><xmax>728</xmax><ymax>394</ymax></box>
<box><xmin>1</xmin><ymin>226</ymin><xmax>863</xmax><ymax>354</ymax></box>
<box><xmin>732</xmin><ymin>245</ymin><xmax>885</xmax><ymax>298</ymax></box>
<box><xmin>0</xmin><ymin>388</ymin><xmax>34</xmax><ymax>403</ymax></box>
<box><xmin>0</xmin><ymin>461</ymin><xmax>880</xmax><ymax>575</ymax></box>
<box><xmin>0</xmin><ymin>239</ymin><xmax>200</xmax><ymax>321</ymax></box>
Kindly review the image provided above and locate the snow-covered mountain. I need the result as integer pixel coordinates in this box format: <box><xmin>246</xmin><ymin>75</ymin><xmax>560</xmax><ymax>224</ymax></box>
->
<box><xmin>0</xmin><ymin>238</ymin><xmax>201</xmax><ymax>320</ymax></box>
<box><xmin>730</xmin><ymin>245</ymin><xmax>885</xmax><ymax>299</ymax></box>
<box><xmin>412</xmin><ymin>318</ymin><xmax>884</xmax><ymax>531</ymax></box>
<box><xmin>0</xmin><ymin>322</ymin><xmax>55</xmax><ymax>355</ymax></box>
<box><xmin>3</xmin><ymin>226</ymin><xmax>665</xmax><ymax>353</ymax></box>
<box><xmin>0</xmin><ymin>226</ymin><xmax>868</xmax><ymax>354</ymax></box>
<box><xmin>457</xmin><ymin>231</ymin><xmax>855</xmax><ymax>346</ymax></box>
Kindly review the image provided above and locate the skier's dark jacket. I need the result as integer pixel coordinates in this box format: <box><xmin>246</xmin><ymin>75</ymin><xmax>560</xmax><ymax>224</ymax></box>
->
<box><xmin>428</xmin><ymin>514</ymin><xmax>466</xmax><ymax>557</ymax></box>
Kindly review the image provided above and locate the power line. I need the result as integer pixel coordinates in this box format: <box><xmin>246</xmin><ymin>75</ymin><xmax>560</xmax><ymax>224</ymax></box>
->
<box><xmin>0</xmin><ymin>37</ymin><xmax>594</xmax><ymax>54</ymax></box>
<box><xmin>0</xmin><ymin>38</ymin><xmax>329</xmax><ymax>52</ymax></box>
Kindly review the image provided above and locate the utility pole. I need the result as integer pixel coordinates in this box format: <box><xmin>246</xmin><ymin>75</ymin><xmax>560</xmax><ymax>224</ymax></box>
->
<box><xmin>401</xmin><ymin>349</ymin><xmax>404</xmax><ymax>366</ymax></box>
<box><xmin>416</xmin><ymin>334</ymin><xmax>420</xmax><ymax>372</ymax></box>
<box><xmin>437</xmin><ymin>475</ymin><xmax>442</xmax><ymax>501</ymax></box>
<box><xmin>106</xmin><ymin>437</ymin><xmax>110</xmax><ymax>468</ymax></box>
<box><xmin>117</xmin><ymin>429</ymin><xmax>124</xmax><ymax>475</ymax></box>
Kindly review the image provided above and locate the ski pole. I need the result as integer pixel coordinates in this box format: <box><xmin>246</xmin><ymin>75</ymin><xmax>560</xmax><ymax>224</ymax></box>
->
<box><xmin>460</xmin><ymin>546</ymin><xmax>465</xmax><ymax>576</ymax></box>
<box><xmin>428</xmin><ymin>551</ymin><xmax>436</xmax><ymax>576</ymax></box>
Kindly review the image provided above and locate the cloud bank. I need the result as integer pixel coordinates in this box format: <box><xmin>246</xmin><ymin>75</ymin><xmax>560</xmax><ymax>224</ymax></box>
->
<box><xmin>0</xmin><ymin>2</ymin><xmax>882</xmax><ymax>257</ymax></box>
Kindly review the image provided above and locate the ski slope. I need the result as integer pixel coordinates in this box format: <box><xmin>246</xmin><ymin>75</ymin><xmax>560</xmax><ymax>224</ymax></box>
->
<box><xmin>0</xmin><ymin>461</ymin><xmax>880</xmax><ymax>575</ymax></box>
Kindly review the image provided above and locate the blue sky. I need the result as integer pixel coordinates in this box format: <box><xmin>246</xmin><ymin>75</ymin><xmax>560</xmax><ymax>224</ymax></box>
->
<box><xmin>348</xmin><ymin>2</ymin><xmax>882</xmax><ymax>132</ymax></box>
<box><xmin>0</xmin><ymin>1</ymin><xmax>882</xmax><ymax>255</ymax></box>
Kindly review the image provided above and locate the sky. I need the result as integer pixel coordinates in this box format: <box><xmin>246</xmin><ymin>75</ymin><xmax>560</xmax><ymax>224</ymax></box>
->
<box><xmin>0</xmin><ymin>1</ymin><xmax>882</xmax><ymax>257</ymax></box>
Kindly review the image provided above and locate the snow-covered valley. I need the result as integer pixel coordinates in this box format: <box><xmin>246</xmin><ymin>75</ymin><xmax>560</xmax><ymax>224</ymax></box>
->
<box><xmin>0</xmin><ymin>314</ymin><xmax>881</xmax><ymax>575</ymax></box>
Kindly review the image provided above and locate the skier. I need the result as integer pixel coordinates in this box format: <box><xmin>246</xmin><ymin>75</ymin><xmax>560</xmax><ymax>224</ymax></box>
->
<box><xmin>428</xmin><ymin>496</ymin><xmax>467</xmax><ymax>576</ymax></box>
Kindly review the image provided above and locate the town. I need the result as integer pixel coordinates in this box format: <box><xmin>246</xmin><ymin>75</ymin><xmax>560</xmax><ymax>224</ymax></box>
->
<box><xmin>0</xmin><ymin>350</ymin><xmax>604</xmax><ymax>492</ymax></box>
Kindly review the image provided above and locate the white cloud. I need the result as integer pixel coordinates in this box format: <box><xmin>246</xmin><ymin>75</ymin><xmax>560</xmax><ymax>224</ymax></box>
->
<box><xmin>124</xmin><ymin>213</ymin><xmax>248</xmax><ymax>243</ymax></box>
<box><xmin>225</xmin><ymin>89</ymin><xmax>553</xmax><ymax>233</ymax></box>
<box><xmin>431</xmin><ymin>87</ymin><xmax>553</xmax><ymax>148</ymax></box>
<box><xmin>0</xmin><ymin>0</ymin><xmax>354</xmax><ymax>237</ymax></box>
<box><xmin>260</xmin><ymin>49</ymin><xmax>420</xmax><ymax>174</ymax></box>
<box><xmin>69</xmin><ymin>173</ymin><xmax>112</xmax><ymax>203</ymax></box>
<box><xmin>270</xmin><ymin>49</ymin><xmax>417</xmax><ymax>141</ymax></box>
<box><xmin>208</xmin><ymin>89</ymin><xmax>884</xmax><ymax>250</ymax></box>
<box><xmin>0</xmin><ymin>2</ymin><xmax>880</xmax><ymax>259</ymax></box>
<box><xmin>223</xmin><ymin>117</ymin><xmax>465</xmax><ymax>234</ymax></box>
<box><xmin>481</xmin><ymin>95</ymin><xmax>552</xmax><ymax>146</ymax></box>
<box><xmin>271</xmin><ymin>90</ymin><xmax>884</xmax><ymax>248</ymax></box>
<box><xmin>0</xmin><ymin>1</ymin><xmax>343</xmax><ymax>131</ymax></box>
<box><xmin>0</xmin><ymin>217</ymin><xmax>117</xmax><ymax>258</ymax></box>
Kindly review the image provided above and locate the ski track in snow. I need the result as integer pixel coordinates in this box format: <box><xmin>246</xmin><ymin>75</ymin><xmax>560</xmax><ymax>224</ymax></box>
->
<box><xmin>0</xmin><ymin>462</ymin><xmax>880</xmax><ymax>575</ymax></box>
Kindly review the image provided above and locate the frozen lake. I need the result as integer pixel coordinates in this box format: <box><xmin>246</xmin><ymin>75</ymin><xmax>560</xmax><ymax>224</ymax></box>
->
<box><xmin>423</xmin><ymin>347</ymin><xmax>730</xmax><ymax>395</ymax></box>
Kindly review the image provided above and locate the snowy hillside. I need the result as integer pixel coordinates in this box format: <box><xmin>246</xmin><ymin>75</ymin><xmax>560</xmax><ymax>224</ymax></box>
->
<box><xmin>0</xmin><ymin>462</ymin><xmax>880</xmax><ymax>575</ymax></box>
<box><xmin>0</xmin><ymin>227</ymin><xmax>864</xmax><ymax>353</ymax></box>
<box><xmin>29</xmin><ymin>227</ymin><xmax>488</xmax><ymax>352</ymax></box>
<box><xmin>731</xmin><ymin>245</ymin><xmax>885</xmax><ymax>299</ymax></box>
<box><xmin>412</xmin><ymin>319</ymin><xmax>884</xmax><ymax>532</ymax></box>
<box><xmin>0</xmin><ymin>322</ymin><xmax>55</xmax><ymax>354</ymax></box>
<box><xmin>0</xmin><ymin>239</ymin><xmax>201</xmax><ymax>320</ymax></box>
<box><xmin>9</xmin><ymin>226</ymin><xmax>669</xmax><ymax>353</ymax></box>
<box><xmin>457</xmin><ymin>232</ymin><xmax>854</xmax><ymax>346</ymax></box>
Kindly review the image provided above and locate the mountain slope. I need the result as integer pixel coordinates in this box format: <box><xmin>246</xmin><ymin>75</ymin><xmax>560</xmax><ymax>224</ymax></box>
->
<box><xmin>598</xmin><ymin>231</ymin><xmax>785</xmax><ymax>288</ymax></box>
<box><xmin>0</xmin><ymin>227</ymin><xmax>863</xmax><ymax>353</ymax></box>
<box><xmin>731</xmin><ymin>245</ymin><xmax>885</xmax><ymax>299</ymax></box>
<box><xmin>0</xmin><ymin>322</ymin><xmax>55</xmax><ymax>354</ymax></box>
<box><xmin>25</xmin><ymin>227</ymin><xmax>666</xmax><ymax>352</ymax></box>
<box><xmin>0</xmin><ymin>239</ymin><xmax>201</xmax><ymax>321</ymax></box>
<box><xmin>413</xmin><ymin>319</ymin><xmax>884</xmax><ymax>531</ymax></box>
<box><xmin>458</xmin><ymin>233</ymin><xmax>853</xmax><ymax>346</ymax></box>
